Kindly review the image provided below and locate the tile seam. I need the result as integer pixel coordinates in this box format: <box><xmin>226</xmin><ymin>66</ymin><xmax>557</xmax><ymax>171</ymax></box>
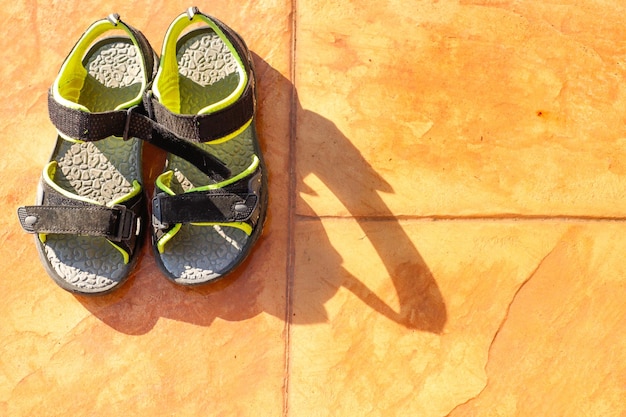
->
<box><xmin>295</xmin><ymin>214</ymin><xmax>626</xmax><ymax>222</ymax></box>
<box><xmin>282</xmin><ymin>0</ymin><xmax>298</xmax><ymax>415</ymax></box>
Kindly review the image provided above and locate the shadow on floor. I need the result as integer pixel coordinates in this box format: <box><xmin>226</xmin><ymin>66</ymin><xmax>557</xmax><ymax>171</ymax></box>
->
<box><xmin>77</xmin><ymin>53</ymin><xmax>447</xmax><ymax>335</ymax></box>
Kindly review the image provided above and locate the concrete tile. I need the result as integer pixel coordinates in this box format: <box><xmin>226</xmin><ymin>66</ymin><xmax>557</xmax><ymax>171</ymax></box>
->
<box><xmin>294</xmin><ymin>1</ymin><xmax>626</xmax><ymax>217</ymax></box>
<box><xmin>289</xmin><ymin>219</ymin><xmax>625</xmax><ymax>415</ymax></box>
<box><xmin>446</xmin><ymin>224</ymin><xmax>626</xmax><ymax>417</ymax></box>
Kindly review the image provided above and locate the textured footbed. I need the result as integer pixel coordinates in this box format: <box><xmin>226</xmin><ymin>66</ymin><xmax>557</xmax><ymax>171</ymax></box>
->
<box><xmin>38</xmin><ymin>38</ymin><xmax>143</xmax><ymax>294</ymax></box>
<box><xmin>156</xmin><ymin>28</ymin><xmax>264</xmax><ymax>284</ymax></box>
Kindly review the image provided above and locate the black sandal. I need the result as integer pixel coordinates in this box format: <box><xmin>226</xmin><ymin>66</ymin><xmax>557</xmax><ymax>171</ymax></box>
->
<box><xmin>18</xmin><ymin>10</ymin><xmax>268</xmax><ymax>291</ymax></box>
<box><xmin>148</xmin><ymin>7</ymin><xmax>268</xmax><ymax>285</ymax></box>
<box><xmin>17</xmin><ymin>14</ymin><xmax>157</xmax><ymax>294</ymax></box>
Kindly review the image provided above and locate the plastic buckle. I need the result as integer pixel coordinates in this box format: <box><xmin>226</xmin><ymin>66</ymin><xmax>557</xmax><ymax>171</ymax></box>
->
<box><xmin>151</xmin><ymin>195</ymin><xmax>169</xmax><ymax>230</ymax></box>
<box><xmin>112</xmin><ymin>205</ymin><xmax>135</xmax><ymax>242</ymax></box>
<box><xmin>122</xmin><ymin>105</ymin><xmax>138</xmax><ymax>141</ymax></box>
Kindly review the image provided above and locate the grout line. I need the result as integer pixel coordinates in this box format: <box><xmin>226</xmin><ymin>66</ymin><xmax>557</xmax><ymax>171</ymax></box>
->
<box><xmin>295</xmin><ymin>214</ymin><xmax>626</xmax><ymax>223</ymax></box>
<box><xmin>282</xmin><ymin>0</ymin><xmax>298</xmax><ymax>416</ymax></box>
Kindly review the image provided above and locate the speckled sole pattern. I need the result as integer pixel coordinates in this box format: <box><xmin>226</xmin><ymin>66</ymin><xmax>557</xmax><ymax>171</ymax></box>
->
<box><xmin>38</xmin><ymin>38</ymin><xmax>144</xmax><ymax>294</ymax></box>
<box><xmin>155</xmin><ymin>29</ymin><xmax>266</xmax><ymax>285</ymax></box>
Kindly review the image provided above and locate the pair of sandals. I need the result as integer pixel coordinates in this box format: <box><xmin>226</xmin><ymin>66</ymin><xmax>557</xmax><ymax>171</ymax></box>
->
<box><xmin>17</xmin><ymin>8</ymin><xmax>268</xmax><ymax>295</ymax></box>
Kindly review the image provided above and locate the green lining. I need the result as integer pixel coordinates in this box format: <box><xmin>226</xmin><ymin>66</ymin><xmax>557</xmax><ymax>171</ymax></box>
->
<box><xmin>108</xmin><ymin>241</ymin><xmax>130</xmax><ymax>264</ymax></box>
<box><xmin>110</xmin><ymin>180</ymin><xmax>142</xmax><ymax>206</ymax></box>
<box><xmin>155</xmin><ymin>155</ymin><xmax>259</xmax><ymax>193</ymax></box>
<box><xmin>43</xmin><ymin>161</ymin><xmax>101</xmax><ymax>206</ymax></box>
<box><xmin>189</xmin><ymin>155</ymin><xmax>259</xmax><ymax>192</ymax></box>
<box><xmin>52</xmin><ymin>19</ymin><xmax>147</xmax><ymax>112</ymax></box>
<box><xmin>190</xmin><ymin>221</ymin><xmax>252</xmax><ymax>234</ymax></box>
<box><xmin>43</xmin><ymin>162</ymin><xmax>143</xmax><ymax>207</ymax></box>
<box><xmin>156</xmin><ymin>223</ymin><xmax>182</xmax><ymax>254</ymax></box>
<box><xmin>155</xmin><ymin>170</ymin><xmax>176</xmax><ymax>195</ymax></box>
<box><xmin>152</xmin><ymin>12</ymin><xmax>248</xmax><ymax>118</ymax></box>
<box><xmin>57</xmin><ymin>134</ymin><xmax>86</xmax><ymax>144</ymax></box>
<box><xmin>204</xmin><ymin>117</ymin><xmax>253</xmax><ymax>145</ymax></box>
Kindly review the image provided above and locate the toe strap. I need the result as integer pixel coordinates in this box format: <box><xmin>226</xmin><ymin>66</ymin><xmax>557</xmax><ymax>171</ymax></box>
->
<box><xmin>151</xmin><ymin>169</ymin><xmax>262</xmax><ymax>231</ymax></box>
<box><xmin>18</xmin><ymin>203</ymin><xmax>138</xmax><ymax>242</ymax></box>
<box><xmin>152</xmin><ymin>191</ymin><xmax>258</xmax><ymax>228</ymax></box>
<box><xmin>17</xmin><ymin>180</ymin><xmax>144</xmax><ymax>262</ymax></box>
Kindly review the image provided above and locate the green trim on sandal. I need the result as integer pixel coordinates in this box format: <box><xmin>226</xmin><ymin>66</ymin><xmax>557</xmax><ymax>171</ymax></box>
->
<box><xmin>152</xmin><ymin>13</ymin><xmax>248</xmax><ymax>116</ymax></box>
<box><xmin>53</xmin><ymin>19</ymin><xmax>149</xmax><ymax>112</ymax></box>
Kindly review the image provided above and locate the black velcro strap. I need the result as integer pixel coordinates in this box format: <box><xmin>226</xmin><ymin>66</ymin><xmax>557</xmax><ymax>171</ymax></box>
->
<box><xmin>146</xmin><ymin>119</ymin><xmax>232</xmax><ymax>180</ymax></box>
<box><xmin>17</xmin><ymin>204</ymin><xmax>136</xmax><ymax>242</ymax></box>
<box><xmin>152</xmin><ymin>191</ymin><xmax>258</xmax><ymax>229</ymax></box>
<box><xmin>151</xmin><ymin>79</ymin><xmax>255</xmax><ymax>143</ymax></box>
<box><xmin>47</xmin><ymin>92</ymin><xmax>130</xmax><ymax>142</ymax></box>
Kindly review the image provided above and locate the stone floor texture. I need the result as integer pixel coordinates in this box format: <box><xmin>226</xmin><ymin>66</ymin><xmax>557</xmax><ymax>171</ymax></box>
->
<box><xmin>2</xmin><ymin>1</ymin><xmax>625</xmax><ymax>416</ymax></box>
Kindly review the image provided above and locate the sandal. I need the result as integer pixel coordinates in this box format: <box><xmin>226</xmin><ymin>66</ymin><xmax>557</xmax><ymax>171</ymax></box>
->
<box><xmin>148</xmin><ymin>7</ymin><xmax>268</xmax><ymax>284</ymax></box>
<box><xmin>17</xmin><ymin>14</ymin><xmax>157</xmax><ymax>294</ymax></box>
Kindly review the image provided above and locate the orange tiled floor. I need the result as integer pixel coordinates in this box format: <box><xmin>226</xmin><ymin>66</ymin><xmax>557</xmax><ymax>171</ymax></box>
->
<box><xmin>2</xmin><ymin>1</ymin><xmax>626</xmax><ymax>416</ymax></box>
